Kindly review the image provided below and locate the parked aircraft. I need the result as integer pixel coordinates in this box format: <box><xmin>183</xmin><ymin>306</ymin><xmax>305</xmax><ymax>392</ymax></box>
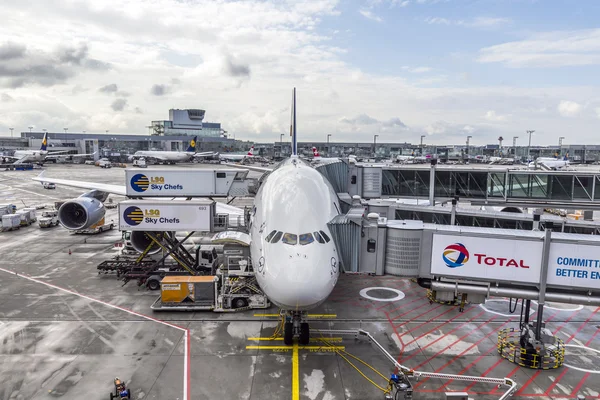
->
<box><xmin>129</xmin><ymin>136</ymin><xmax>214</xmax><ymax>164</ymax></box>
<box><xmin>2</xmin><ymin>132</ymin><xmax>94</xmax><ymax>164</ymax></box>
<box><xmin>529</xmin><ymin>156</ymin><xmax>569</xmax><ymax>170</ymax></box>
<box><xmin>33</xmin><ymin>88</ymin><xmax>339</xmax><ymax>345</ymax></box>
<box><xmin>219</xmin><ymin>146</ymin><xmax>257</xmax><ymax>162</ymax></box>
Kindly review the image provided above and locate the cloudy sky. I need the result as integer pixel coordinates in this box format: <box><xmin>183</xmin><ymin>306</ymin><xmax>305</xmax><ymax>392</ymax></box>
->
<box><xmin>0</xmin><ymin>0</ymin><xmax>599</xmax><ymax>145</ymax></box>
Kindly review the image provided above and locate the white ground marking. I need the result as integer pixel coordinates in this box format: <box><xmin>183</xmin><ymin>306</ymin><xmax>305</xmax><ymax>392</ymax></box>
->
<box><xmin>479</xmin><ymin>299</ymin><xmax>536</xmax><ymax>318</ymax></box>
<box><xmin>531</xmin><ymin>299</ymin><xmax>583</xmax><ymax>312</ymax></box>
<box><xmin>563</xmin><ymin>344</ymin><xmax>600</xmax><ymax>374</ymax></box>
<box><xmin>0</xmin><ymin>266</ymin><xmax>190</xmax><ymax>399</ymax></box>
<box><xmin>359</xmin><ymin>287</ymin><xmax>405</xmax><ymax>302</ymax></box>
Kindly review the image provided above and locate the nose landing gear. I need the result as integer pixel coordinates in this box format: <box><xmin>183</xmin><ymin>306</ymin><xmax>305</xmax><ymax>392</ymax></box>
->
<box><xmin>283</xmin><ymin>311</ymin><xmax>310</xmax><ymax>345</ymax></box>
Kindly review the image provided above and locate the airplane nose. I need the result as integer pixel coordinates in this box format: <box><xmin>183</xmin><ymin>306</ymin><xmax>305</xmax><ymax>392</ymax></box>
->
<box><xmin>260</xmin><ymin>256</ymin><xmax>336</xmax><ymax>310</ymax></box>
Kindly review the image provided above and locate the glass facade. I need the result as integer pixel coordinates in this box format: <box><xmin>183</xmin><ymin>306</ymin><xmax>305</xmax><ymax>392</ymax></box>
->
<box><xmin>381</xmin><ymin>167</ymin><xmax>600</xmax><ymax>202</ymax></box>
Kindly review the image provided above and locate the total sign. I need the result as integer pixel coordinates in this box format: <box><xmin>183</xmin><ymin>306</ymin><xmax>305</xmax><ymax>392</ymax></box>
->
<box><xmin>118</xmin><ymin>200</ymin><xmax>213</xmax><ymax>231</ymax></box>
<box><xmin>431</xmin><ymin>234</ymin><xmax>543</xmax><ymax>284</ymax></box>
<box><xmin>548</xmin><ymin>243</ymin><xmax>600</xmax><ymax>290</ymax></box>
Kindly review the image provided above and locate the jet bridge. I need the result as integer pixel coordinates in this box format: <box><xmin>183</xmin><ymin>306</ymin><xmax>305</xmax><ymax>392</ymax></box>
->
<box><xmin>318</xmin><ymin>161</ymin><xmax>600</xmax><ymax>208</ymax></box>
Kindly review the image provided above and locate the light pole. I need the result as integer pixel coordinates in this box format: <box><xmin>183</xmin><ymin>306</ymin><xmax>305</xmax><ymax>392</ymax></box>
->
<box><xmin>327</xmin><ymin>134</ymin><xmax>332</xmax><ymax>156</ymax></box>
<box><xmin>279</xmin><ymin>133</ymin><xmax>284</xmax><ymax>157</ymax></box>
<box><xmin>420</xmin><ymin>135</ymin><xmax>425</xmax><ymax>155</ymax></box>
<box><xmin>373</xmin><ymin>134</ymin><xmax>379</xmax><ymax>157</ymax></box>
<box><xmin>512</xmin><ymin>136</ymin><xmax>518</xmax><ymax>158</ymax></box>
<box><xmin>9</xmin><ymin>128</ymin><xmax>13</xmax><ymax>138</ymax></box>
<box><xmin>526</xmin><ymin>130</ymin><xmax>535</xmax><ymax>161</ymax></box>
<box><xmin>28</xmin><ymin>126</ymin><xmax>33</xmax><ymax>133</ymax></box>
<box><xmin>64</xmin><ymin>127</ymin><xmax>68</xmax><ymax>134</ymax></box>
<box><xmin>558</xmin><ymin>136</ymin><xmax>565</xmax><ymax>157</ymax></box>
<box><xmin>466</xmin><ymin>135</ymin><xmax>472</xmax><ymax>160</ymax></box>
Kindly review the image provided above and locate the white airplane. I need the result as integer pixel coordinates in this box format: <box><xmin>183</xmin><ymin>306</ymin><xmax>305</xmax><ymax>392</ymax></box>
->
<box><xmin>2</xmin><ymin>132</ymin><xmax>94</xmax><ymax>164</ymax></box>
<box><xmin>529</xmin><ymin>156</ymin><xmax>569</xmax><ymax>170</ymax></box>
<box><xmin>310</xmin><ymin>147</ymin><xmax>358</xmax><ymax>165</ymax></box>
<box><xmin>488</xmin><ymin>156</ymin><xmax>514</xmax><ymax>165</ymax></box>
<box><xmin>33</xmin><ymin>88</ymin><xmax>340</xmax><ymax>345</ymax></box>
<box><xmin>129</xmin><ymin>136</ymin><xmax>215</xmax><ymax>164</ymax></box>
<box><xmin>219</xmin><ymin>146</ymin><xmax>257</xmax><ymax>162</ymax></box>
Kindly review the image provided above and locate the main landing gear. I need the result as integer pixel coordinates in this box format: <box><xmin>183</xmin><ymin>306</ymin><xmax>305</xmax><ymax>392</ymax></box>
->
<box><xmin>283</xmin><ymin>311</ymin><xmax>310</xmax><ymax>346</ymax></box>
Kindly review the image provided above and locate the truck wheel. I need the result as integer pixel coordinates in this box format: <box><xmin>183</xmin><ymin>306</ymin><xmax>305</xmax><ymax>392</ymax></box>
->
<box><xmin>233</xmin><ymin>298</ymin><xmax>247</xmax><ymax>309</ymax></box>
<box><xmin>147</xmin><ymin>277</ymin><xmax>161</xmax><ymax>291</ymax></box>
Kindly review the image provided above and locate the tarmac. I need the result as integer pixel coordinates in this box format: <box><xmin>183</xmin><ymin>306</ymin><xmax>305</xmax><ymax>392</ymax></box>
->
<box><xmin>0</xmin><ymin>163</ymin><xmax>599</xmax><ymax>400</ymax></box>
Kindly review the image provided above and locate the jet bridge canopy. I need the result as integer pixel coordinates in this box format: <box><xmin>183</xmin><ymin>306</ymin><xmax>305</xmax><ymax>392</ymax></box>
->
<box><xmin>333</xmin><ymin>163</ymin><xmax>600</xmax><ymax>206</ymax></box>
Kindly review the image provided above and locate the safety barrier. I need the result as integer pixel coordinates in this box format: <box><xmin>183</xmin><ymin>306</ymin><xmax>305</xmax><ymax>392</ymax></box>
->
<box><xmin>497</xmin><ymin>328</ymin><xmax>565</xmax><ymax>369</ymax></box>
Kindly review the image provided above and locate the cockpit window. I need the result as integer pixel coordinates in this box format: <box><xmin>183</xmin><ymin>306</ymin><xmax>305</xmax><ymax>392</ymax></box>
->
<box><xmin>313</xmin><ymin>231</ymin><xmax>325</xmax><ymax>244</ymax></box>
<box><xmin>282</xmin><ymin>233</ymin><xmax>298</xmax><ymax>245</ymax></box>
<box><xmin>319</xmin><ymin>230</ymin><xmax>331</xmax><ymax>243</ymax></box>
<box><xmin>265</xmin><ymin>230</ymin><xmax>277</xmax><ymax>242</ymax></box>
<box><xmin>271</xmin><ymin>231</ymin><xmax>283</xmax><ymax>243</ymax></box>
<box><xmin>299</xmin><ymin>233</ymin><xmax>314</xmax><ymax>245</ymax></box>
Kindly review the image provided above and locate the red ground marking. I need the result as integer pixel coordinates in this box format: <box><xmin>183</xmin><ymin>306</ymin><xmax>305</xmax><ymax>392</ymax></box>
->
<box><xmin>436</xmin><ymin>345</ymin><xmax>499</xmax><ymax>391</ymax></box>
<box><xmin>412</xmin><ymin>316</ymin><xmax>498</xmax><ymax>371</ymax></box>
<box><xmin>400</xmin><ymin>306</ymin><xmax>460</xmax><ymax>342</ymax></box>
<box><xmin>394</xmin><ymin>303</ymin><xmax>447</xmax><ymax>328</ymax></box>
<box><xmin>399</xmin><ymin>309</ymin><xmax>487</xmax><ymax>364</ymax></box>
<box><xmin>421</xmin><ymin>318</ymin><xmax>515</xmax><ymax>390</ymax></box>
<box><xmin>384</xmin><ymin>296</ymin><xmax>425</xmax><ymax>313</ymax></box>
<box><xmin>390</xmin><ymin>299</ymin><xmax>433</xmax><ymax>321</ymax></box>
<box><xmin>543</xmin><ymin>368</ymin><xmax>569</xmax><ymax>396</ymax></box>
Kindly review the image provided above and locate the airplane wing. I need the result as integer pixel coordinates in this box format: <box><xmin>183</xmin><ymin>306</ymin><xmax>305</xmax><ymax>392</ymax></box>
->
<box><xmin>31</xmin><ymin>171</ymin><xmax>245</xmax><ymax>219</ymax></box>
<box><xmin>32</xmin><ymin>171</ymin><xmax>127</xmax><ymax>195</ymax></box>
<box><xmin>223</xmin><ymin>162</ymin><xmax>273</xmax><ymax>174</ymax></box>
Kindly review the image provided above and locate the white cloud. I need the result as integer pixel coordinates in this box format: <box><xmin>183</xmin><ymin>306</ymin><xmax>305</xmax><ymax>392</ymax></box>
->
<box><xmin>359</xmin><ymin>9</ymin><xmax>383</xmax><ymax>22</ymax></box>
<box><xmin>478</xmin><ymin>28</ymin><xmax>600</xmax><ymax>67</ymax></box>
<box><xmin>402</xmin><ymin>66</ymin><xmax>432</xmax><ymax>73</ymax></box>
<box><xmin>425</xmin><ymin>16</ymin><xmax>510</xmax><ymax>28</ymax></box>
<box><xmin>557</xmin><ymin>100</ymin><xmax>582</xmax><ymax>117</ymax></box>
<box><xmin>596</xmin><ymin>107</ymin><xmax>600</xmax><ymax>119</ymax></box>
<box><xmin>483</xmin><ymin>110</ymin><xmax>508</xmax><ymax>122</ymax></box>
<box><xmin>424</xmin><ymin>17</ymin><xmax>451</xmax><ymax>25</ymax></box>
<box><xmin>0</xmin><ymin>0</ymin><xmax>598</xmax><ymax>144</ymax></box>
<box><xmin>468</xmin><ymin>17</ymin><xmax>510</xmax><ymax>28</ymax></box>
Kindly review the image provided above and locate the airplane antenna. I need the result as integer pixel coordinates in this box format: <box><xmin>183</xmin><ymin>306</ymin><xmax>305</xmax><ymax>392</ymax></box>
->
<box><xmin>291</xmin><ymin>88</ymin><xmax>297</xmax><ymax>156</ymax></box>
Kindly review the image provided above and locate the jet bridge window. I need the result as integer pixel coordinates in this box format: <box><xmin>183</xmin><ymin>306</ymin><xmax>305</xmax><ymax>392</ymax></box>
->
<box><xmin>282</xmin><ymin>233</ymin><xmax>298</xmax><ymax>245</ymax></box>
<box><xmin>313</xmin><ymin>231</ymin><xmax>325</xmax><ymax>244</ymax></box>
<box><xmin>265</xmin><ymin>230</ymin><xmax>277</xmax><ymax>242</ymax></box>
<box><xmin>319</xmin><ymin>230</ymin><xmax>331</xmax><ymax>243</ymax></box>
<box><xmin>299</xmin><ymin>233</ymin><xmax>314</xmax><ymax>245</ymax></box>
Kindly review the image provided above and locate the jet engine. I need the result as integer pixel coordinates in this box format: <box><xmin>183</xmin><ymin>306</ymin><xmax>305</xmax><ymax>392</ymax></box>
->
<box><xmin>130</xmin><ymin>231</ymin><xmax>163</xmax><ymax>254</ymax></box>
<box><xmin>58</xmin><ymin>197</ymin><xmax>105</xmax><ymax>230</ymax></box>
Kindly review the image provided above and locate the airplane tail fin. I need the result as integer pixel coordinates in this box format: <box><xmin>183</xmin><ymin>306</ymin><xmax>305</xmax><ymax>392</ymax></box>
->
<box><xmin>186</xmin><ymin>136</ymin><xmax>197</xmax><ymax>152</ymax></box>
<box><xmin>41</xmin><ymin>132</ymin><xmax>48</xmax><ymax>151</ymax></box>
<box><xmin>312</xmin><ymin>147</ymin><xmax>320</xmax><ymax>157</ymax></box>
<box><xmin>290</xmin><ymin>88</ymin><xmax>297</xmax><ymax>156</ymax></box>
<box><xmin>247</xmin><ymin>146</ymin><xmax>254</xmax><ymax>156</ymax></box>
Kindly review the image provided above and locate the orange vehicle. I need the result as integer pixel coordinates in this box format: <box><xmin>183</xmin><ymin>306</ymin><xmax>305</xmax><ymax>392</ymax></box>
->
<box><xmin>110</xmin><ymin>377</ymin><xmax>131</xmax><ymax>399</ymax></box>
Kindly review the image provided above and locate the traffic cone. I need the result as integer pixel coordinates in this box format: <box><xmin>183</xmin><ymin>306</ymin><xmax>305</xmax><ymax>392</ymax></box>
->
<box><xmin>68</xmin><ymin>249</ymin><xmax>71</xmax><ymax>255</ymax></box>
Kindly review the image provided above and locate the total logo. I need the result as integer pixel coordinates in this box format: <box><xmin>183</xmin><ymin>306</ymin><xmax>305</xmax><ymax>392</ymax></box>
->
<box><xmin>130</xmin><ymin>174</ymin><xmax>183</xmax><ymax>192</ymax></box>
<box><xmin>442</xmin><ymin>242</ymin><xmax>530</xmax><ymax>269</ymax></box>
<box><xmin>122</xmin><ymin>206</ymin><xmax>180</xmax><ymax>225</ymax></box>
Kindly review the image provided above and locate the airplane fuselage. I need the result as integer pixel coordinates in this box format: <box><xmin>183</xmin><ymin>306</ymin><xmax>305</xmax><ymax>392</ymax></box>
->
<box><xmin>133</xmin><ymin>151</ymin><xmax>192</xmax><ymax>162</ymax></box>
<box><xmin>249</xmin><ymin>157</ymin><xmax>340</xmax><ymax>311</ymax></box>
<box><xmin>13</xmin><ymin>150</ymin><xmax>48</xmax><ymax>162</ymax></box>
